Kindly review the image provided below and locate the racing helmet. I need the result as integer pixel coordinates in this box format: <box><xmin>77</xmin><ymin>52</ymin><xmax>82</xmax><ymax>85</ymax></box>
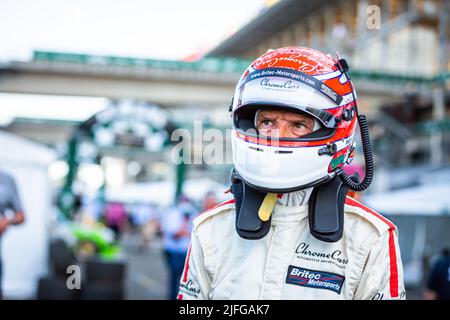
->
<box><xmin>231</xmin><ymin>47</ymin><xmax>358</xmax><ymax>193</ymax></box>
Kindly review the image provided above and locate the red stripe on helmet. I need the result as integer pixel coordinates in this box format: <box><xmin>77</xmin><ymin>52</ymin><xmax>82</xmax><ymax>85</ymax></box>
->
<box><xmin>323</xmin><ymin>77</ymin><xmax>353</xmax><ymax>96</ymax></box>
<box><xmin>235</xmin><ymin>130</ymin><xmax>346</xmax><ymax>148</ymax></box>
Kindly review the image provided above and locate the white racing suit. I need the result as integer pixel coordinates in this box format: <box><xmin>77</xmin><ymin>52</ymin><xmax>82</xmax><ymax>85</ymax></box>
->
<box><xmin>178</xmin><ymin>196</ymin><xmax>405</xmax><ymax>300</ymax></box>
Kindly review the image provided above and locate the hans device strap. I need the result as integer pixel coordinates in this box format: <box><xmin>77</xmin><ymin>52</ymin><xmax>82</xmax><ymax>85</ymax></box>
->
<box><xmin>230</xmin><ymin>169</ymin><xmax>355</xmax><ymax>243</ymax></box>
<box><xmin>308</xmin><ymin>176</ymin><xmax>348</xmax><ymax>242</ymax></box>
<box><xmin>230</xmin><ymin>171</ymin><xmax>272</xmax><ymax>240</ymax></box>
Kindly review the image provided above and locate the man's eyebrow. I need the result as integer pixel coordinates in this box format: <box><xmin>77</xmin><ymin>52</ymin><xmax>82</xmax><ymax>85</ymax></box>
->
<box><xmin>257</xmin><ymin>113</ymin><xmax>277</xmax><ymax>120</ymax></box>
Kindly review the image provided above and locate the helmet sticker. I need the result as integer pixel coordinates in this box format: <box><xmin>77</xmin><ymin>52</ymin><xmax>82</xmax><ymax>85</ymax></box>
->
<box><xmin>242</xmin><ymin>68</ymin><xmax>343</xmax><ymax>105</ymax></box>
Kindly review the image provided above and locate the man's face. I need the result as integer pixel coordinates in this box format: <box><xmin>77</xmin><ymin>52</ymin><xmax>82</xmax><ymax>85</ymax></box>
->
<box><xmin>255</xmin><ymin>109</ymin><xmax>315</xmax><ymax>139</ymax></box>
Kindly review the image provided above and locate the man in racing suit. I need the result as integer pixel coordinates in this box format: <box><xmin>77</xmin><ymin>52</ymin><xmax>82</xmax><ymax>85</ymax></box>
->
<box><xmin>178</xmin><ymin>195</ymin><xmax>405</xmax><ymax>300</ymax></box>
<box><xmin>178</xmin><ymin>47</ymin><xmax>405</xmax><ymax>300</ymax></box>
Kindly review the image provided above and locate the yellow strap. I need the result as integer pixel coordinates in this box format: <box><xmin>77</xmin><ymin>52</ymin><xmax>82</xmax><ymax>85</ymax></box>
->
<box><xmin>258</xmin><ymin>193</ymin><xmax>278</xmax><ymax>222</ymax></box>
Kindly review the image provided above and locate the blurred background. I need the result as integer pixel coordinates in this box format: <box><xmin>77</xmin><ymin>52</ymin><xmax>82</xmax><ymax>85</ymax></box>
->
<box><xmin>0</xmin><ymin>0</ymin><xmax>448</xmax><ymax>300</ymax></box>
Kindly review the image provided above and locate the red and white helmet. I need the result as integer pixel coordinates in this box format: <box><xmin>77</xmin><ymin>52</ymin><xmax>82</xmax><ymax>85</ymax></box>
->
<box><xmin>231</xmin><ymin>46</ymin><xmax>358</xmax><ymax>192</ymax></box>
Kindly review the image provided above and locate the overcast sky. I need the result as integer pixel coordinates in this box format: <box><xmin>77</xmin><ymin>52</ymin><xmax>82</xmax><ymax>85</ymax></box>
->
<box><xmin>0</xmin><ymin>0</ymin><xmax>264</xmax><ymax>122</ymax></box>
<box><xmin>0</xmin><ymin>0</ymin><xmax>263</xmax><ymax>62</ymax></box>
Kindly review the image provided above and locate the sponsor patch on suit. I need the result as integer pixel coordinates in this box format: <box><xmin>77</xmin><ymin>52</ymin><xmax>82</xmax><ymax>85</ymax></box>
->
<box><xmin>286</xmin><ymin>265</ymin><xmax>345</xmax><ymax>294</ymax></box>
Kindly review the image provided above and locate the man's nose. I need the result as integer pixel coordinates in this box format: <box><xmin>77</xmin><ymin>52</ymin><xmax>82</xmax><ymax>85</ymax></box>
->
<box><xmin>278</xmin><ymin>124</ymin><xmax>295</xmax><ymax>138</ymax></box>
<box><xmin>267</xmin><ymin>124</ymin><xmax>293</xmax><ymax>138</ymax></box>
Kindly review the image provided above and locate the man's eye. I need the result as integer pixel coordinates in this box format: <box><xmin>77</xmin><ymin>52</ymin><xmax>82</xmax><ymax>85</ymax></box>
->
<box><xmin>260</xmin><ymin>120</ymin><xmax>273</xmax><ymax>127</ymax></box>
<box><xmin>294</xmin><ymin>123</ymin><xmax>306</xmax><ymax>129</ymax></box>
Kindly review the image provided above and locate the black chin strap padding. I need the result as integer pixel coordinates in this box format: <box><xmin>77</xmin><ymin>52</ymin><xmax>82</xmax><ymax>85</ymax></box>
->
<box><xmin>308</xmin><ymin>176</ymin><xmax>348</xmax><ymax>243</ymax></box>
<box><xmin>230</xmin><ymin>178</ymin><xmax>272</xmax><ymax>240</ymax></box>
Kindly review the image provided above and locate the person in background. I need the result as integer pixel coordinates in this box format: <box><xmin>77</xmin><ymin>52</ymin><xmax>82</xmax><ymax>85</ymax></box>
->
<box><xmin>424</xmin><ymin>248</ymin><xmax>450</xmax><ymax>300</ymax></box>
<box><xmin>160</xmin><ymin>195</ymin><xmax>196</xmax><ymax>300</ymax></box>
<box><xmin>0</xmin><ymin>170</ymin><xmax>25</xmax><ymax>299</ymax></box>
<box><xmin>132</xmin><ymin>202</ymin><xmax>159</xmax><ymax>252</ymax></box>
<box><xmin>202</xmin><ymin>190</ymin><xmax>218</xmax><ymax>211</ymax></box>
<box><xmin>104</xmin><ymin>202</ymin><xmax>127</xmax><ymax>241</ymax></box>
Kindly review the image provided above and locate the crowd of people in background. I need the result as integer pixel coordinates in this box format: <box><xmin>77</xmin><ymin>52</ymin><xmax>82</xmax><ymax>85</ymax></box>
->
<box><xmin>69</xmin><ymin>189</ymin><xmax>219</xmax><ymax>299</ymax></box>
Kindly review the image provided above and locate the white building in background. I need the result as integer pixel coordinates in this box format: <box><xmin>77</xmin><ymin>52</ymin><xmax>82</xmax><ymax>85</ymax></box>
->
<box><xmin>0</xmin><ymin>130</ymin><xmax>56</xmax><ymax>298</ymax></box>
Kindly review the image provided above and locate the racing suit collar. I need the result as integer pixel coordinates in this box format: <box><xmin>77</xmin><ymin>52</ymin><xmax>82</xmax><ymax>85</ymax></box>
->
<box><xmin>272</xmin><ymin>188</ymin><xmax>312</xmax><ymax>225</ymax></box>
<box><xmin>276</xmin><ymin>188</ymin><xmax>313</xmax><ymax>207</ymax></box>
<box><xmin>272</xmin><ymin>203</ymin><xmax>308</xmax><ymax>224</ymax></box>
